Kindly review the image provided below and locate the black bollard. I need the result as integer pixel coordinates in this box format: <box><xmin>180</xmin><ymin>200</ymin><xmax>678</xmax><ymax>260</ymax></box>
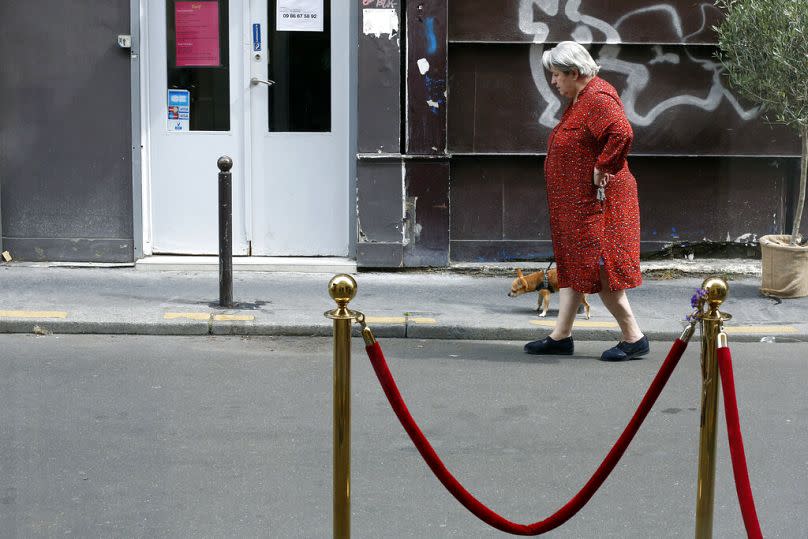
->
<box><xmin>218</xmin><ymin>156</ymin><xmax>234</xmax><ymax>308</ymax></box>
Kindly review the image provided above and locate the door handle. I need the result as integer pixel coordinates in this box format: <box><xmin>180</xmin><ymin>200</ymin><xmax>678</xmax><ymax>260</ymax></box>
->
<box><xmin>250</xmin><ymin>77</ymin><xmax>275</xmax><ymax>86</ymax></box>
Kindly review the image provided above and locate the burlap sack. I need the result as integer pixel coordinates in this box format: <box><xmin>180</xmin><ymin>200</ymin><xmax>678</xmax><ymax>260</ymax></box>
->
<box><xmin>760</xmin><ymin>234</ymin><xmax>808</xmax><ymax>298</ymax></box>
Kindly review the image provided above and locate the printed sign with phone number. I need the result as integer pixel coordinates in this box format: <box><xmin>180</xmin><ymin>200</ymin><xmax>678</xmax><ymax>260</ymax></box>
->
<box><xmin>276</xmin><ymin>0</ymin><xmax>323</xmax><ymax>32</ymax></box>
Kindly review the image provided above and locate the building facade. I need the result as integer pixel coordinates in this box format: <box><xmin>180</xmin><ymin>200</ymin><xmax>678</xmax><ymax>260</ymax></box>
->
<box><xmin>1</xmin><ymin>1</ymin><xmax>803</xmax><ymax>266</ymax></box>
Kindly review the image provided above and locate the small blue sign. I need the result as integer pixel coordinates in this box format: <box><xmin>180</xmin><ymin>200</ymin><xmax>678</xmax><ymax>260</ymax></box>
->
<box><xmin>252</xmin><ymin>23</ymin><xmax>262</xmax><ymax>51</ymax></box>
<box><xmin>168</xmin><ymin>89</ymin><xmax>190</xmax><ymax>109</ymax></box>
<box><xmin>167</xmin><ymin>89</ymin><xmax>190</xmax><ymax>131</ymax></box>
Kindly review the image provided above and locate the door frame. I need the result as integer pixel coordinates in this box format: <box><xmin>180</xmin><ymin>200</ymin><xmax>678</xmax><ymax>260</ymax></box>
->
<box><xmin>133</xmin><ymin>0</ymin><xmax>358</xmax><ymax>259</ymax></box>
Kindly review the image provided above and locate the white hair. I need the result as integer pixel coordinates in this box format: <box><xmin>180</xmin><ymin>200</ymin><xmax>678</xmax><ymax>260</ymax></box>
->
<box><xmin>541</xmin><ymin>41</ymin><xmax>600</xmax><ymax>77</ymax></box>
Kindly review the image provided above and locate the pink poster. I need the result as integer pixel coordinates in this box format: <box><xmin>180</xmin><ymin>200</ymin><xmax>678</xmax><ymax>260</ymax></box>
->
<box><xmin>175</xmin><ymin>1</ymin><xmax>220</xmax><ymax>67</ymax></box>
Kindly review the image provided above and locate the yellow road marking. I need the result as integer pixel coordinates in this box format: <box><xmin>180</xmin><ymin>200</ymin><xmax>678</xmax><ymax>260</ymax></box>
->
<box><xmin>365</xmin><ymin>316</ymin><xmax>437</xmax><ymax>324</ymax></box>
<box><xmin>530</xmin><ymin>320</ymin><xmax>619</xmax><ymax>328</ymax></box>
<box><xmin>164</xmin><ymin>312</ymin><xmax>255</xmax><ymax>322</ymax></box>
<box><xmin>366</xmin><ymin>316</ymin><xmax>406</xmax><ymax>324</ymax></box>
<box><xmin>0</xmin><ymin>310</ymin><xmax>67</xmax><ymax>319</ymax></box>
<box><xmin>724</xmin><ymin>325</ymin><xmax>798</xmax><ymax>334</ymax></box>
<box><xmin>164</xmin><ymin>312</ymin><xmax>210</xmax><ymax>321</ymax></box>
<box><xmin>214</xmin><ymin>314</ymin><xmax>254</xmax><ymax>322</ymax></box>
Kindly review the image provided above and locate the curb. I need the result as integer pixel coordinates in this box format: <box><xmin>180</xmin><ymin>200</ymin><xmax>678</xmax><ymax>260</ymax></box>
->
<box><xmin>2</xmin><ymin>319</ymin><xmax>804</xmax><ymax>343</ymax></box>
<box><xmin>0</xmin><ymin>319</ymin><xmax>210</xmax><ymax>336</ymax></box>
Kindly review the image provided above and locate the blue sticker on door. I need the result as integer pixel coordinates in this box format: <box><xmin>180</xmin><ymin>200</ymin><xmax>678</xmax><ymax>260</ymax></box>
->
<box><xmin>167</xmin><ymin>89</ymin><xmax>190</xmax><ymax>132</ymax></box>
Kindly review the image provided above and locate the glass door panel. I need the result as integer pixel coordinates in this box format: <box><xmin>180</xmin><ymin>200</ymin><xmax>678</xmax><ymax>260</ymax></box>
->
<box><xmin>165</xmin><ymin>0</ymin><xmax>231</xmax><ymax>131</ymax></box>
<box><xmin>266</xmin><ymin>0</ymin><xmax>331</xmax><ymax>132</ymax></box>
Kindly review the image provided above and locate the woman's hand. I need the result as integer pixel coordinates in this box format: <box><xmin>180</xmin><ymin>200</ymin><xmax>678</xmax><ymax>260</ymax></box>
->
<box><xmin>593</xmin><ymin>168</ymin><xmax>612</xmax><ymax>187</ymax></box>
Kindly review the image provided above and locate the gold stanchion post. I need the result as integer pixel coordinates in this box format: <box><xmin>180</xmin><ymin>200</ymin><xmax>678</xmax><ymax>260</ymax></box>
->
<box><xmin>325</xmin><ymin>274</ymin><xmax>357</xmax><ymax>539</ymax></box>
<box><xmin>695</xmin><ymin>277</ymin><xmax>731</xmax><ymax>538</ymax></box>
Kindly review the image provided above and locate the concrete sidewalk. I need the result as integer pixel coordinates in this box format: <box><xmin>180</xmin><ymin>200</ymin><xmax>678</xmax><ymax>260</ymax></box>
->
<box><xmin>1</xmin><ymin>259</ymin><xmax>806</xmax><ymax>342</ymax></box>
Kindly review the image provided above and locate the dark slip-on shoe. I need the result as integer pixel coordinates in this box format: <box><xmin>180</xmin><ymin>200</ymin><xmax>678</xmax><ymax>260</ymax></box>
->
<box><xmin>524</xmin><ymin>336</ymin><xmax>574</xmax><ymax>355</ymax></box>
<box><xmin>600</xmin><ymin>335</ymin><xmax>650</xmax><ymax>362</ymax></box>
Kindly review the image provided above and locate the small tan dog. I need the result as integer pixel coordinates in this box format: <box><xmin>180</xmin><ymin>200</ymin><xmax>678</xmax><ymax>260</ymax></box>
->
<box><xmin>508</xmin><ymin>268</ymin><xmax>590</xmax><ymax>319</ymax></box>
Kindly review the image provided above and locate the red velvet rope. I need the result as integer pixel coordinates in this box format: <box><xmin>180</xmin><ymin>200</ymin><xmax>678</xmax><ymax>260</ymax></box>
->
<box><xmin>365</xmin><ymin>338</ymin><xmax>689</xmax><ymax>535</ymax></box>
<box><xmin>717</xmin><ymin>346</ymin><xmax>763</xmax><ymax>539</ymax></box>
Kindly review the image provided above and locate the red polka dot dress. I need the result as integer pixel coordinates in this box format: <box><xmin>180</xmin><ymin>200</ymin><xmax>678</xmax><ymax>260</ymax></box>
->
<box><xmin>544</xmin><ymin>76</ymin><xmax>642</xmax><ymax>294</ymax></box>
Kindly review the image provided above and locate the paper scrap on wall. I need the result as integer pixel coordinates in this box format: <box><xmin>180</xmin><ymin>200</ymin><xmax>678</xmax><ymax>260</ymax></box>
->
<box><xmin>362</xmin><ymin>8</ymin><xmax>398</xmax><ymax>39</ymax></box>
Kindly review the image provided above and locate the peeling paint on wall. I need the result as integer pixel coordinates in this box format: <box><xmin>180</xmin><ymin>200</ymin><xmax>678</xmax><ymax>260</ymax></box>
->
<box><xmin>422</xmin><ymin>75</ymin><xmax>445</xmax><ymax>115</ymax></box>
<box><xmin>362</xmin><ymin>8</ymin><xmax>399</xmax><ymax>39</ymax></box>
<box><xmin>401</xmin><ymin>163</ymin><xmax>408</xmax><ymax>245</ymax></box>
<box><xmin>358</xmin><ymin>218</ymin><xmax>369</xmax><ymax>242</ymax></box>
<box><xmin>405</xmin><ymin>196</ymin><xmax>419</xmax><ymax>245</ymax></box>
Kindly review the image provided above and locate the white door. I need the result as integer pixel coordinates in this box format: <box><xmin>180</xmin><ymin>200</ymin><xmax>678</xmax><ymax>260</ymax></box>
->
<box><xmin>146</xmin><ymin>0</ymin><xmax>349</xmax><ymax>256</ymax></box>
<box><xmin>147</xmin><ymin>0</ymin><xmax>249</xmax><ymax>254</ymax></box>
<box><xmin>248</xmin><ymin>0</ymin><xmax>349</xmax><ymax>255</ymax></box>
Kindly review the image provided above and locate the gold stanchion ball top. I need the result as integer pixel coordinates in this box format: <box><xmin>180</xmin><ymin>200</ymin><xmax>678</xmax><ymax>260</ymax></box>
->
<box><xmin>328</xmin><ymin>274</ymin><xmax>357</xmax><ymax>306</ymax></box>
<box><xmin>702</xmin><ymin>276</ymin><xmax>728</xmax><ymax>306</ymax></box>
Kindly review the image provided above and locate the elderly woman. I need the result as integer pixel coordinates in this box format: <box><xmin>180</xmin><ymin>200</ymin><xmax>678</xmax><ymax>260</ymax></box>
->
<box><xmin>524</xmin><ymin>41</ymin><xmax>648</xmax><ymax>361</ymax></box>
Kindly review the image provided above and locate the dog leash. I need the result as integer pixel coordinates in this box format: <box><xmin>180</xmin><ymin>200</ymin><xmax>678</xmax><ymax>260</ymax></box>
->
<box><xmin>542</xmin><ymin>261</ymin><xmax>554</xmax><ymax>293</ymax></box>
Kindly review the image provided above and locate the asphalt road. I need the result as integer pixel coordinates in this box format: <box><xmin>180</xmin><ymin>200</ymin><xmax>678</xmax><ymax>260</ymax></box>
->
<box><xmin>1</xmin><ymin>335</ymin><xmax>805</xmax><ymax>538</ymax></box>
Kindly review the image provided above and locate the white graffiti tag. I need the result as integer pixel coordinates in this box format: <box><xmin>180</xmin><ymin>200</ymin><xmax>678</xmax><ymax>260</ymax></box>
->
<box><xmin>519</xmin><ymin>0</ymin><xmax>760</xmax><ymax>127</ymax></box>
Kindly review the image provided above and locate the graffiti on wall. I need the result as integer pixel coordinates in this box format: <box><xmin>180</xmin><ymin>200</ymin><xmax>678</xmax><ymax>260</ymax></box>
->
<box><xmin>518</xmin><ymin>0</ymin><xmax>760</xmax><ymax>127</ymax></box>
<box><xmin>421</xmin><ymin>16</ymin><xmax>446</xmax><ymax>114</ymax></box>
